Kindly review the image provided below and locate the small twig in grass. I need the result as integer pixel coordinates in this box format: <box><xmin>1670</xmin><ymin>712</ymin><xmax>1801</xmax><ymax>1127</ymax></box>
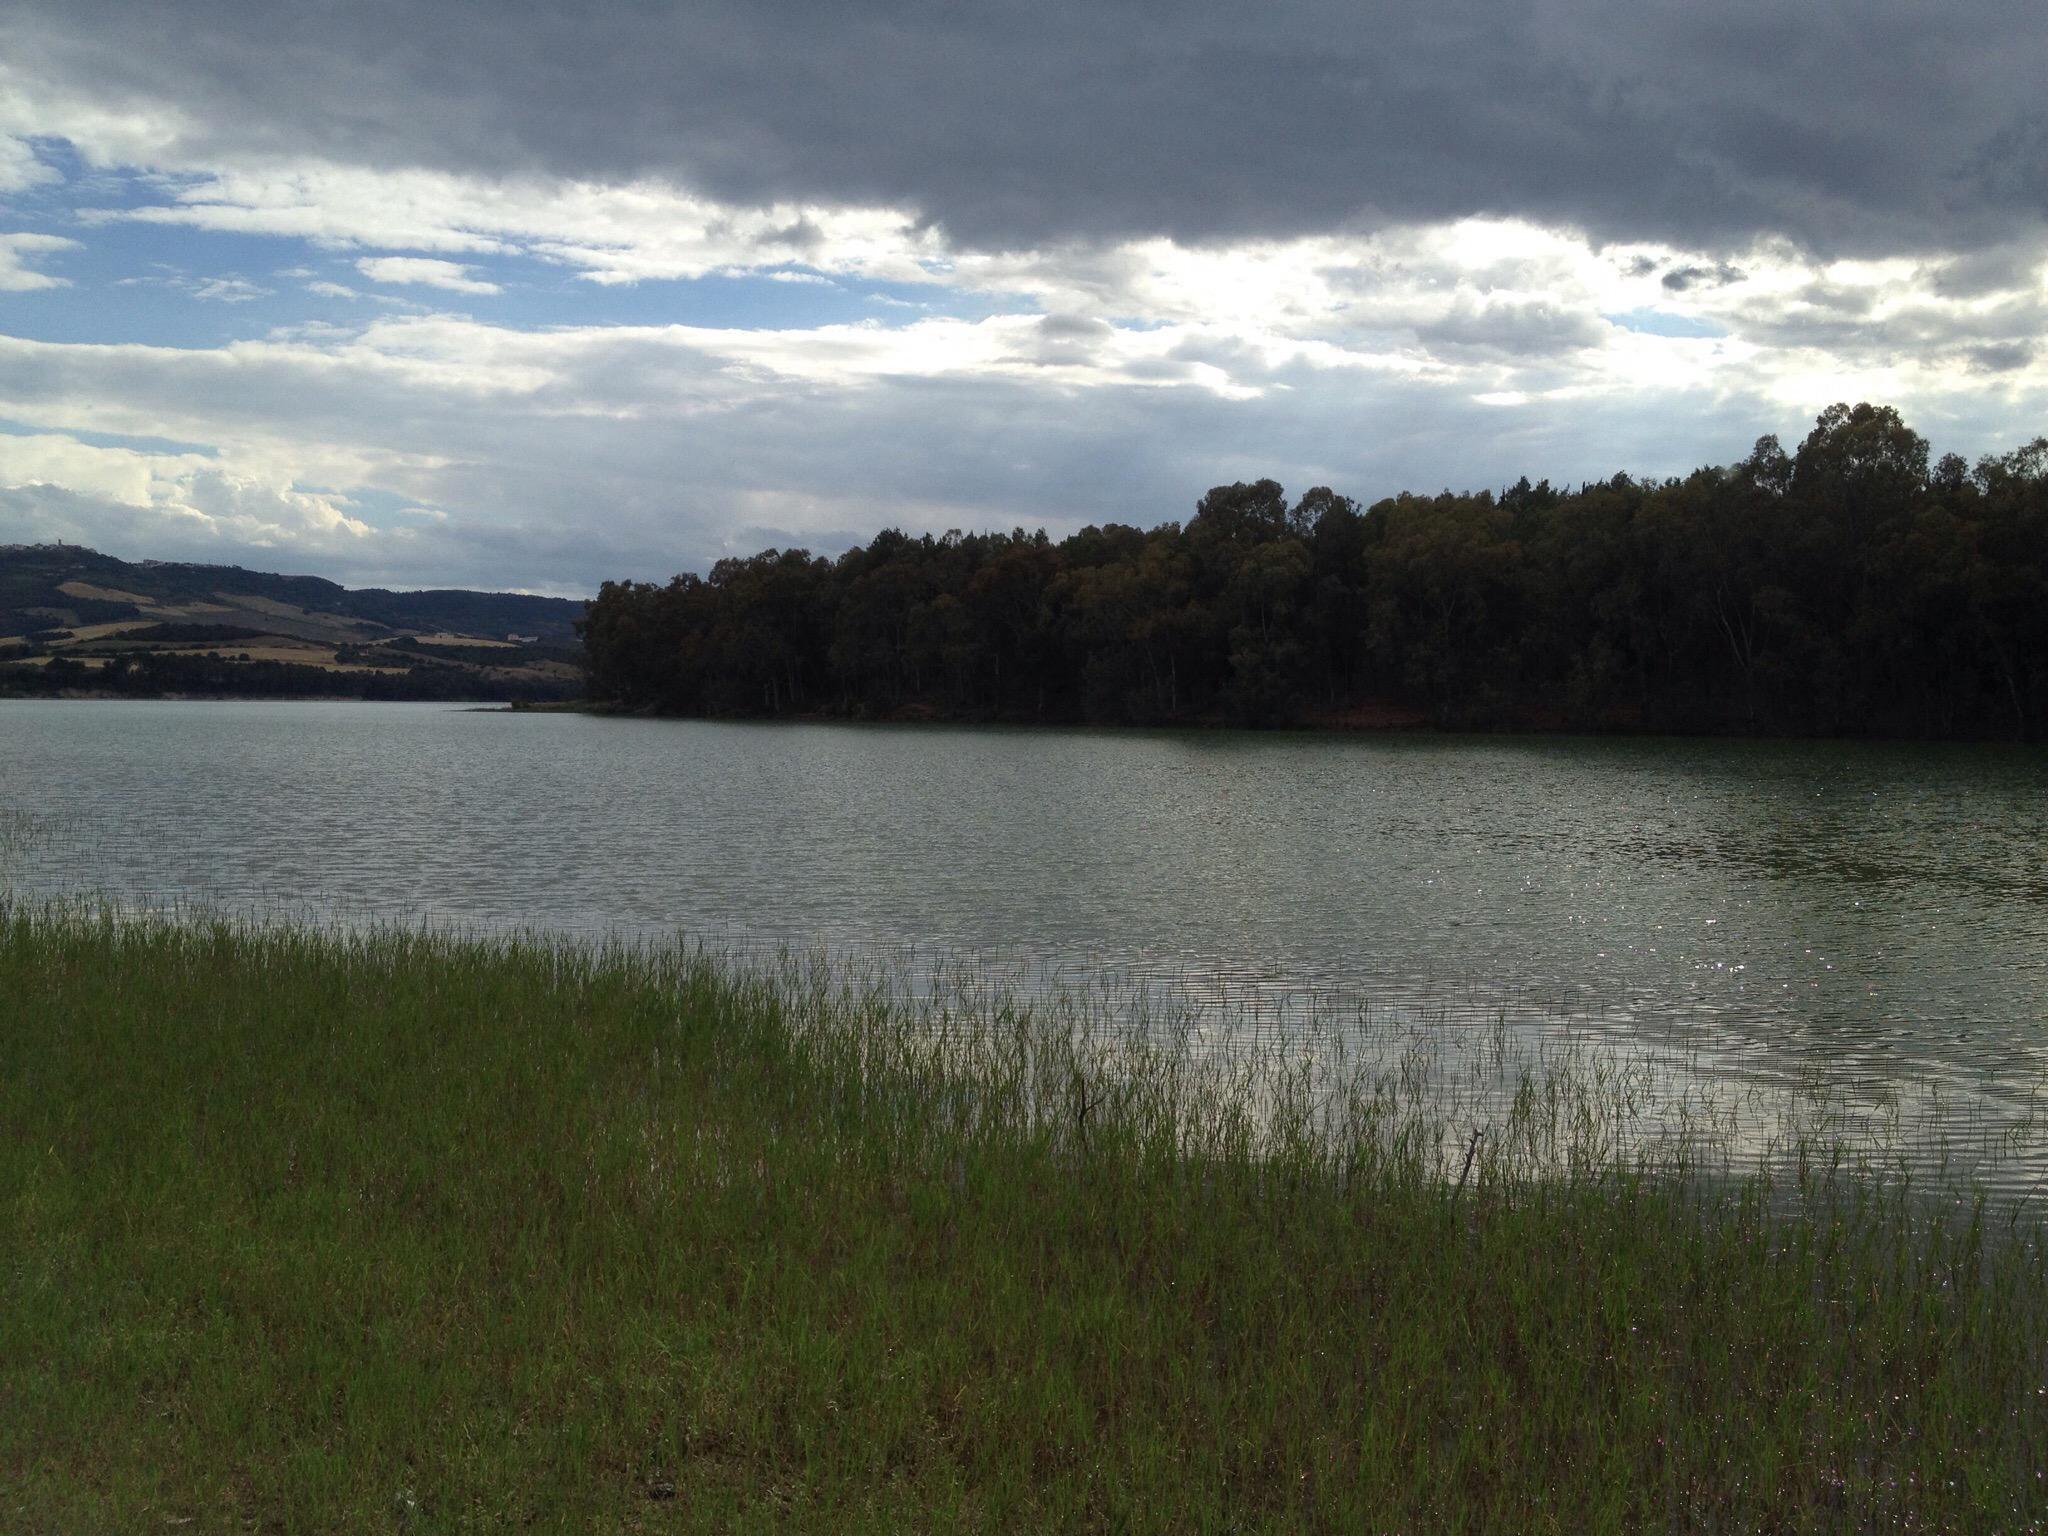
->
<box><xmin>1452</xmin><ymin>1127</ymin><xmax>1483</xmax><ymax>1210</ymax></box>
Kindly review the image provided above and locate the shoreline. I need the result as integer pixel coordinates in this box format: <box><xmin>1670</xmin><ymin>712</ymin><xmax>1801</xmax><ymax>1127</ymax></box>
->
<box><xmin>11</xmin><ymin>689</ymin><xmax>2048</xmax><ymax>745</ymax></box>
<box><xmin>511</xmin><ymin>696</ymin><xmax>2048</xmax><ymax>747</ymax></box>
<box><xmin>5</xmin><ymin>907</ymin><xmax>2043</xmax><ymax>1528</ymax></box>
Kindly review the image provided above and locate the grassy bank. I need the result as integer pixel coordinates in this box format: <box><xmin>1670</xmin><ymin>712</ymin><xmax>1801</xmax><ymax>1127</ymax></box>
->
<box><xmin>3</xmin><ymin>909</ymin><xmax>2044</xmax><ymax>1531</ymax></box>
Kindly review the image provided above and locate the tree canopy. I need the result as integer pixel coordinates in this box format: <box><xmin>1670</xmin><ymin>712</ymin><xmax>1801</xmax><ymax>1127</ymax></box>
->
<box><xmin>581</xmin><ymin>404</ymin><xmax>2048</xmax><ymax>739</ymax></box>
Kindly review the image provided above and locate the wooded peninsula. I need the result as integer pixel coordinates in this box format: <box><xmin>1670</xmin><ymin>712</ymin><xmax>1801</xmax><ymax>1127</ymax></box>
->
<box><xmin>583</xmin><ymin>403</ymin><xmax>2048</xmax><ymax>739</ymax></box>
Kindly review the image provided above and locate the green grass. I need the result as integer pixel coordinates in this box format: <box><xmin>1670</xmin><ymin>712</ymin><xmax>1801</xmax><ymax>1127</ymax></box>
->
<box><xmin>2</xmin><ymin>907</ymin><xmax>2044</xmax><ymax>1532</ymax></box>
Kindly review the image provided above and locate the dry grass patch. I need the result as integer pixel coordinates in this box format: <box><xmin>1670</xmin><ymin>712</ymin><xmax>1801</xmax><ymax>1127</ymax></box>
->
<box><xmin>58</xmin><ymin>621</ymin><xmax>159</xmax><ymax>643</ymax></box>
<box><xmin>54</xmin><ymin>580</ymin><xmax>157</xmax><ymax>605</ymax></box>
<box><xmin>410</xmin><ymin>632</ymin><xmax>520</xmax><ymax>648</ymax></box>
<box><xmin>154</xmin><ymin>645</ymin><xmax>409</xmax><ymax>674</ymax></box>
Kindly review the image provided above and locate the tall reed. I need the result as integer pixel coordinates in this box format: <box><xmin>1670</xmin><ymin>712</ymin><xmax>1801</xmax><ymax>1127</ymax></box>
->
<box><xmin>3</xmin><ymin>903</ymin><xmax>2043</xmax><ymax>1531</ymax></box>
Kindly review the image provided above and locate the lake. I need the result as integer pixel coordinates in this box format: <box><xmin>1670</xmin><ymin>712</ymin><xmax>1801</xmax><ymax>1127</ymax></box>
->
<box><xmin>5</xmin><ymin>699</ymin><xmax>2046</xmax><ymax>1189</ymax></box>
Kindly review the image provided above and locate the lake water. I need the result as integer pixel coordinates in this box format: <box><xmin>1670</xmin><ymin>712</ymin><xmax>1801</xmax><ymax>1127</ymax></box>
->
<box><xmin>5</xmin><ymin>700</ymin><xmax>2047</xmax><ymax>1189</ymax></box>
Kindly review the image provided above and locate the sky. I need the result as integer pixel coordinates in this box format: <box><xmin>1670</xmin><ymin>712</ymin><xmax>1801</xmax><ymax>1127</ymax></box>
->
<box><xmin>0</xmin><ymin>1</ymin><xmax>2045</xmax><ymax>595</ymax></box>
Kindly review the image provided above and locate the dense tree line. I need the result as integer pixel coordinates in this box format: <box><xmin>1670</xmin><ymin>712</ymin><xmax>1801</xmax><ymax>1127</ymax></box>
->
<box><xmin>582</xmin><ymin>404</ymin><xmax>2048</xmax><ymax>738</ymax></box>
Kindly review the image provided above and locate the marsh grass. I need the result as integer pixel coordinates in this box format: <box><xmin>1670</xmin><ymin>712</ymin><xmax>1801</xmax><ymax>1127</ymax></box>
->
<box><xmin>3</xmin><ymin>905</ymin><xmax>2045</xmax><ymax>1531</ymax></box>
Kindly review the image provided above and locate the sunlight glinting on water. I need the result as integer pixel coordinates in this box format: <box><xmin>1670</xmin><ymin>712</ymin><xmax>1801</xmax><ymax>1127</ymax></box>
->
<box><xmin>6</xmin><ymin>700</ymin><xmax>2048</xmax><ymax>1195</ymax></box>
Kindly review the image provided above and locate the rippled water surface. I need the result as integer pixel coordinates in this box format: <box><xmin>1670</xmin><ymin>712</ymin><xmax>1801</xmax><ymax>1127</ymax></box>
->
<box><xmin>6</xmin><ymin>700</ymin><xmax>2047</xmax><ymax>1184</ymax></box>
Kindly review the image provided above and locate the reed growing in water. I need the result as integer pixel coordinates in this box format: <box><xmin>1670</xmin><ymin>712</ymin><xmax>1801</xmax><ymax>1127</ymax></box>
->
<box><xmin>3</xmin><ymin>904</ymin><xmax>2043</xmax><ymax>1530</ymax></box>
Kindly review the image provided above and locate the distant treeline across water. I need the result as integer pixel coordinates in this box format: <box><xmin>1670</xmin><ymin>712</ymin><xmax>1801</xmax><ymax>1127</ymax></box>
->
<box><xmin>582</xmin><ymin>403</ymin><xmax>2048</xmax><ymax>738</ymax></box>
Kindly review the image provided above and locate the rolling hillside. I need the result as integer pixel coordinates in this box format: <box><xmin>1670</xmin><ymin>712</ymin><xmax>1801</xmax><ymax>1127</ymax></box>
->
<box><xmin>0</xmin><ymin>545</ymin><xmax>587</xmax><ymax>701</ymax></box>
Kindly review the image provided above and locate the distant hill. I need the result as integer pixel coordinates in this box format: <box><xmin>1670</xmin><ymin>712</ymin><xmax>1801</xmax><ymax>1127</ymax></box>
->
<box><xmin>0</xmin><ymin>544</ymin><xmax>586</xmax><ymax>641</ymax></box>
<box><xmin>0</xmin><ymin>544</ymin><xmax>588</xmax><ymax>701</ymax></box>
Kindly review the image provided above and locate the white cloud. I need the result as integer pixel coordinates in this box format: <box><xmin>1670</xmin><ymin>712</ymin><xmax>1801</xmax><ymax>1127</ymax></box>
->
<box><xmin>75</xmin><ymin>144</ymin><xmax>2048</xmax><ymax>401</ymax></box>
<box><xmin>28</xmin><ymin>95</ymin><xmax>2048</xmax><ymax>405</ymax></box>
<box><xmin>0</xmin><ymin>232</ymin><xmax>80</xmax><ymax>292</ymax></box>
<box><xmin>355</xmin><ymin>255</ymin><xmax>503</xmax><ymax>294</ymax></box>
<box><xmin>5</xmin><ymin>77</ymin><xmax>2048</xmax><ymax>591</ymax></box>
<box><xmin>0</xmin><ymin>430</ymin><xmax>210</xmax><ymax>503</ymax></box>
<box><xmin>0</xmin><ymin>134</ymin><xmax>58</xmax><ymax>193</ymax></box>
<box><xmin>78</xmin><ymin>159</ymin><xmax>943</xmax><ymax>286</ymax></box>
<box><xmin>0</xmin><ymin>431</ymin><xmax>374</xmax><ymax>565</ymax></box>
<box><xmin>0</xmin><ymin>290</ymin><xmax>2043</xmax><ymax>596</ymax></box>
<box><xmin>0</xmin><ymin>65</ymin><xmax>190</xmax><ymax>172</ymax></box>
<box><xmin>190</xmin><ymin>275</ymin><xmax>269</xmax><ymax>303</ymax></box>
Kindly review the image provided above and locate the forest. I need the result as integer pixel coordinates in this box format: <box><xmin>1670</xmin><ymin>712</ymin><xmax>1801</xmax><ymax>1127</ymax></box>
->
<box><xmin>580</xmin><ymin>403</ymin><xmax>2048</xmax><ymax>739</ymax></box>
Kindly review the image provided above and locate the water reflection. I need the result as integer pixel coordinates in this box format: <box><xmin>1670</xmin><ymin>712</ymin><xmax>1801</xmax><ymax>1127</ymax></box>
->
<box><xmin>3</xmin><ymin>700</ymin><xmax>2046</xmax><ymax>1189</ymax></box>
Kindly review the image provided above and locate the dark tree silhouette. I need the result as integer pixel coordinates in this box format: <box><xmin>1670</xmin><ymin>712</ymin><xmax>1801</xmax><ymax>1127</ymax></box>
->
<box><xmin>580</xmin><ymin>405</ymin><xmax>2048</xmax><ymax>740</ymax></box>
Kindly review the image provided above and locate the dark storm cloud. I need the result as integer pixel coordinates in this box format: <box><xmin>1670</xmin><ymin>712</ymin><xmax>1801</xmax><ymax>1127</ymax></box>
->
<box><xmin>1036</xmin><ymin>315</ymin><xmax>1116</xmax><ymax>342</ymax></box>
<box><xmin>6</xmin><ymin>0</ymin><xmax>2046</xmax><ymax>259</ymax></box>
<box><xmin>1966</xmin><ymin>341</ymin><xmax>2034</xmax><ymax>374</ymax></box>
<box><xmin>1740</xmin><ymin>284</ymin><xmax>2048</xmax><ymax>367</ymax></box>
<box><xmin>1011</xmin><ymin>313</ymin><xmax>1117</xmax><ymax>367</ymax></box>
<box><xmin>1660</xmin><ymin>262</ymin><xmax>1745</xmax><ymax>293</ymax></box>
<box><xmin>1930</xmin><ymin>244</ymin><xmax>2044</xmax><ymax>299</ymax></box>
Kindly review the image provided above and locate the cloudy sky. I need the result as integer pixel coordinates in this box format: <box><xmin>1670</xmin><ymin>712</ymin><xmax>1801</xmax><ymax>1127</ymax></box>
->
<box><xmin>0</xmin><ymin>0</ymin><xmax>2045</xmax><ymax>594</ymax></box>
